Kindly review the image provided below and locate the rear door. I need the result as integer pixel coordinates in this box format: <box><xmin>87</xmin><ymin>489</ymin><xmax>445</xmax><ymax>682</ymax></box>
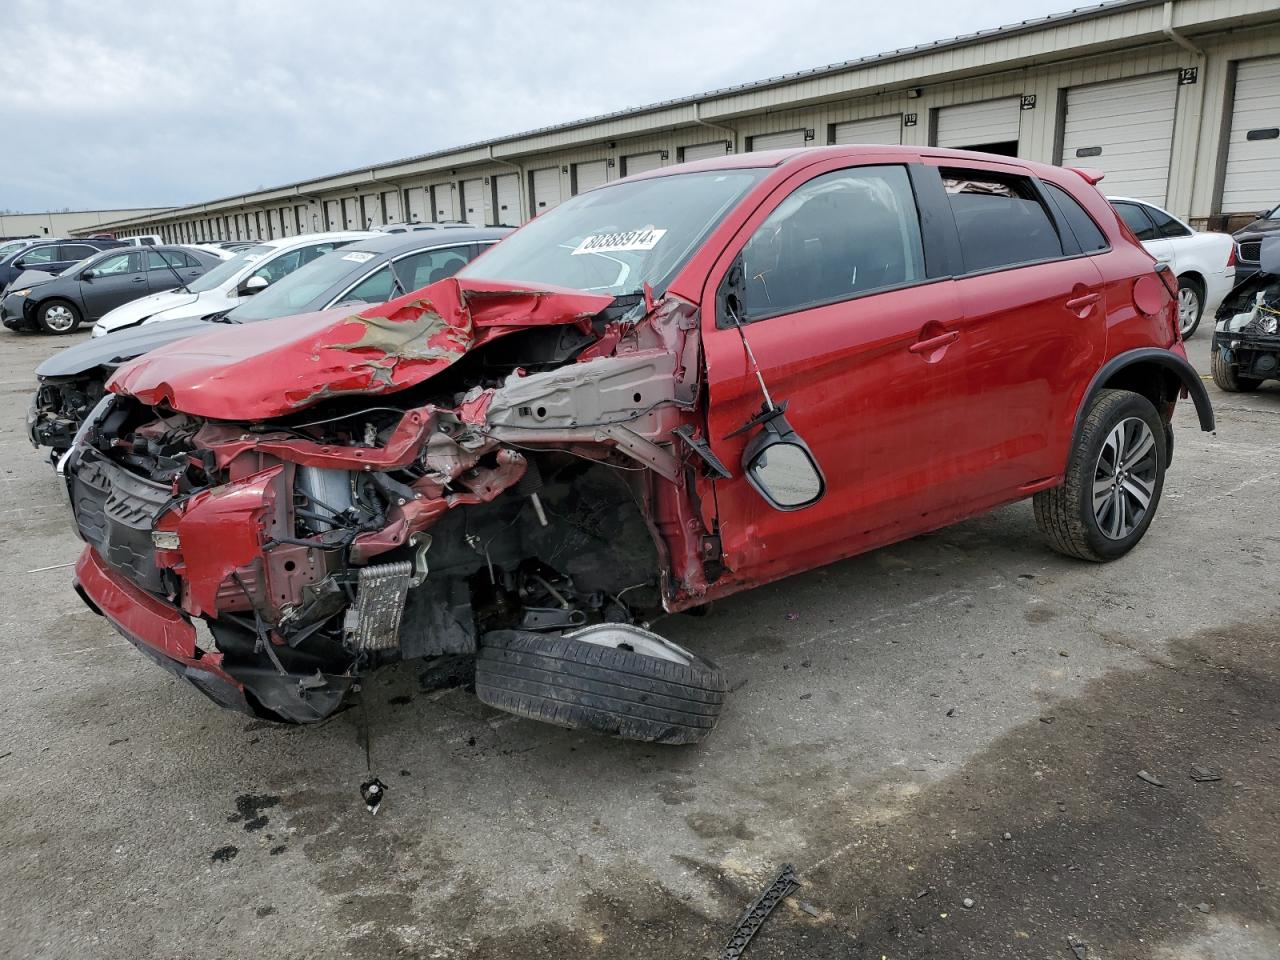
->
<box><xmin>925</xmin><ymin>160</ymin><xmax>1107</xmax><ymax>500</ymax></box>
<box><xmin>146</xmin><ymin>249</ymin><xmax>205</xmax><ymax>294</ymax></box>
<box><xmin>55</xmin><ymin>243</ymin><xmax>99</xmax><ymax>274</ymax></box>
<box><xmin>80</xmin><ymin>251</ymin><xmax>148</xmax><ymax>319</ymax></box>
<box><xmin>700</xmin><ymin>160</ymin><xmax>963</xmax><ymax>579</ymax></box>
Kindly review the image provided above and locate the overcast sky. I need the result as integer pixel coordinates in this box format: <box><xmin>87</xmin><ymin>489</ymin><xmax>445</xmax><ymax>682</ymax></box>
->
<box><xmin>2</xmin><ymin>0</ymin><xmax>1079</xmax><ymax>213</ymax></box>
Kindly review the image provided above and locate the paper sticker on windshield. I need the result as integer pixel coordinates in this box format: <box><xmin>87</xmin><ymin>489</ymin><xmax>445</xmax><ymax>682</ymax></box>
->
<box><xmin>342</xmin><ymin>251</ymin><xmax>375</xmax><ymax>263</ymax></box>
<box><xmin>571</xmin><ymin>228</ymin><xmax>667</xmax><ymax>256</ymax></box>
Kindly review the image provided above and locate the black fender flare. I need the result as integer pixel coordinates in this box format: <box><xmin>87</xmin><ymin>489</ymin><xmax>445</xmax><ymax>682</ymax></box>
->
<box><xmin>1072</xmin><ymin>348</ymin><xmax>1215</xmax><ymax>447</ymax></box>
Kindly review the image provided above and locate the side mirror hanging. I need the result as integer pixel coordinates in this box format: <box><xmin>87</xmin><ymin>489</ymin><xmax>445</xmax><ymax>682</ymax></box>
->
<box><xmin>740</xmin><ymin>407</ymin><xmax>826</xmax><ymax>511</ymax></box>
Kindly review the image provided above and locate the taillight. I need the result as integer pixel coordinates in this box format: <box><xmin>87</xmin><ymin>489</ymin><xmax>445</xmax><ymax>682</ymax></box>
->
<box><xmin>1227</xmin><ymin>244</ymin><xmax>1237</xmax><ymax>268</ymax></box>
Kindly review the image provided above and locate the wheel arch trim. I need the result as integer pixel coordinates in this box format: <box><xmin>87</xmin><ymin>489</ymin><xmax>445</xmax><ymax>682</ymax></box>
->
<box><xmin>1072</xmin><ymin>348</ymin><xmax>1215</xmax><ymax>445</ymax></box>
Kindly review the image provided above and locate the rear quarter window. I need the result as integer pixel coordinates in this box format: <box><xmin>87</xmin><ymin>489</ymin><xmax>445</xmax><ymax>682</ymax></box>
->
<box><xmin>1043</xmin><ymin>182</ymin><xmax>1109</xmax><ymax>253</ymax></box>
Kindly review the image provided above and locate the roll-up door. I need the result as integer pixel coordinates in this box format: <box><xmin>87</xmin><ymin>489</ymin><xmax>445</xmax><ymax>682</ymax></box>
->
<box><xmin>681</xmin><ymin>141</ymin><xmax>730</xmax><ymax>162</ymax></box>
<box><xmin>1221</xmin><ymin>55</ymin><xmax>1280</xmax><ymax>214</ymax></box>
<box><xmin>573</xmin><ymin>160</ymin><xmax>608</xmax><ymax>194</ymax></box>
<box><xmin>492</xmin><ymin>174</ymin><xmax>520</xmax><ymax>225</ymax></box>
<box><xmin>934</xmin><ymin>97</ymin><xmax>1021</xmax><ymax>153</ymax></box>
<box><xmin>380</xmin><ymin>191</ymin><xmax>401</xmax><ymax>224</ymax></box>
<box><xmin>622</xmin><ymin>151</ymin><xmax>664</xmax><ymax>176</ymax></box>
<box><xmin>749</xmin><ymin>130</ymin><xmax>806</xmax><ymax>151</ymax></box>
<box><xmin>530</xmin><ymin>167</ymin><xmax>563</xmax><ymax>215</ymax></box>
<box><xmin>405</xmin><ymin>187</ymin><xmax>428</xmax><ymax>224</ymax></box>
<box><xmin>460</xmin><ymin>178</ymin><xmax>485</xmax><ymax>223</ymax></box>
<box><xmin>323</xmin><ymin>200</ymin><xmax>341</xmax><ymax>232</ymax></box>
<box><xmin>1060</xmin><ymin>73</ymin><xmax>1177</xmax><ymax>205</ymax></box>
<box><xmin>433</xmin><ymin>183</ymin><xmax>459</xmax><ymax>221</ymax></box>
<box><xmin>360</xmin><ymin>193</ymin><xmax>381</xmax><ymax>228</ymax></box>
<box><xmin>341</xmin><ymin>197</ymin><xmax>360</xmax><ymax>230</ymax></box>
<box><xmin>831</xmin><ymin>115</ymin><xmax>902</xmax><ymax>145</ymax></box>
<box><xmin>294</xmin><ymin>205</ymin><xmax>308</xmax><ymax>234</ymax></box>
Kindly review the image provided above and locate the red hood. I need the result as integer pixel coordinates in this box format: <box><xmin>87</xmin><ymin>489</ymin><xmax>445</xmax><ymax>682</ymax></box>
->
<box><xmin>107</xmin><ymin>278</ymin><xmax>613</xmax><ymax>420</ymax></box>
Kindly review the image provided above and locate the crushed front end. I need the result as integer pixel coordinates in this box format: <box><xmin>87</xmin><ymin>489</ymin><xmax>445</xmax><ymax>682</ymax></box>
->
<box><xmin>63</xmin><ymin>281</ymin><xmax>717</xmax><ymax>723</ymax></box>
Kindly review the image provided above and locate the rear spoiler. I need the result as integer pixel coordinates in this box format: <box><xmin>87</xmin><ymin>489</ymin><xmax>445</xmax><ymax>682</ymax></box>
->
<box><xmin>1069</xmin><ymin>167</ymin><xmax>1106</xmax><ymax>186</ymax></box>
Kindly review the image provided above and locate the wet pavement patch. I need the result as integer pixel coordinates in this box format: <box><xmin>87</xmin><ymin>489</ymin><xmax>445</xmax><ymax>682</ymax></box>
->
<box><xmin>210</xmin><ymin>845</ymin><xmax>238</xmax><ymax>864</ymax></box>
<box><xmin>227</xmin><ymin>794</ymin><xmax>281</xmax><ymax>832</ymax></box>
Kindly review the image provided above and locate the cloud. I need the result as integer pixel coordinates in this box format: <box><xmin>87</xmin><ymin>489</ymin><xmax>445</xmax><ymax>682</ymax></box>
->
<box><xmin>0</xmin><ymin>0</ymin><xmax>1075</xmax><ymax>211</ymax></box>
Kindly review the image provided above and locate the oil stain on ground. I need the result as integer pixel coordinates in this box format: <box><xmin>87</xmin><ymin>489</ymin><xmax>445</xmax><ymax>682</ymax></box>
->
<box><xmin>417</xmin><ymin>618</ymin><xmax>1278</xmax><ymax>960</ymax></box>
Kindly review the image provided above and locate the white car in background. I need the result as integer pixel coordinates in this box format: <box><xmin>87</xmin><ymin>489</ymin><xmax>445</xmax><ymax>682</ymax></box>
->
<box><xmin>91</xmin><ymin>231</ymin><xmax>375</xmax><ymax>337</ymax></box>
<box><xmin>1109</xmin><ymin>197</ymin><xmax>1235</xmax><ymax>338</ymax></box>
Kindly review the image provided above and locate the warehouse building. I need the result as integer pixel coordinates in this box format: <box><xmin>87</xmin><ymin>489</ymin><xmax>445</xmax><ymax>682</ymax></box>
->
<box><xmin>2</xmin><ymin>207</ymin><xmax>172</xmax><ymax>240</ymax></box>
<box><xmin>80</xmin><ymin>0</ymin><xmax>1280</xmax><ymax>244</ymax></box>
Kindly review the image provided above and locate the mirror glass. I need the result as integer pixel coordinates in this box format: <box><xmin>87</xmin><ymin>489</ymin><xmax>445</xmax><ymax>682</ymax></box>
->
<box><xmin>748</xmin><ymin>442</ymin><xmax>823</xmax><ymax>507</ymax></box>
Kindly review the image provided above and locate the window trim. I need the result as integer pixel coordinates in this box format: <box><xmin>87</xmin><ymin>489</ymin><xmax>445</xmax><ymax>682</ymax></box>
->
<box><xmin>1040</xmin><ymin>181</ymin><xmax>1112</xmax><ymax>256</ymax></box>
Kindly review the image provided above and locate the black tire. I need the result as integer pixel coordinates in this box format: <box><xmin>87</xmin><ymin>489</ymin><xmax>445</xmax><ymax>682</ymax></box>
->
<box><xmin>1034</xmin><ymin>389</ymin><xmax>1167</xmax><ymax>562</ymax></box>
<box><xmin>1177</xmin><ymin>275</ymin><xmax>1205</xmax><ymax>338</ymax></box>
<box><xmin>36</xmin><ymin>299</ymin><xmax>81</xmax><ymax>335</ymax></box>
<box><xmin>475</xmin><ymin>629</ymin><xmax>728</xmax><ymax>744</ymax></box>
<box><xmin>1211</xmin><ymin>347</ymin><xmax>1261</xmax><ymax>393</ymax></box>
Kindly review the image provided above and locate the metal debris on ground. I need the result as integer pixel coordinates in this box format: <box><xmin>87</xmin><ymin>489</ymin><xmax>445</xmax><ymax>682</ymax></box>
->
<box><xmin>798</xmin><ymin>901</ymin><xmax>819</xmax><ymax>917</ymax></box>
<box><xmin>1190</xmin><ymin>765</ymin><xmax>1222</xmax><ymax>782</ymax></box>
<box><xmin>1067</xmin><ymin>936</ymin><xmax>1089</xmax><ymax>959</ymax></box>
<box><xmin>720</xmin><ymin>863</ymin><xmax>800</xmax><ymax>960</ymax></box>
<box><xmin>1136</xmin><ymin>770</ymin><xmax>1166</xmax><ymax>787</ymax></box>
<box><xmin>360</xmin><ymin>777</ymin><xmax>387</xmax><ymax>814</ymax></box>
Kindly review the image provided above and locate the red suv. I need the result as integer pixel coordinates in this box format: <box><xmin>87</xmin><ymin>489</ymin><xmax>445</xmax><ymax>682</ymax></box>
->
<box><xmin>62</xmin><ymin>147</ymin><xmax>1212</xmax><ymax>740</ymax></box>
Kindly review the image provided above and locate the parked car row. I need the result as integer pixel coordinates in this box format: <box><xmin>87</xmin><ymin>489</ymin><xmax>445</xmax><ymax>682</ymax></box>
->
<box><xmin>43</xmin><ymin>145</ymin><xmax>1215</xmax><ymax>741</ymax></box>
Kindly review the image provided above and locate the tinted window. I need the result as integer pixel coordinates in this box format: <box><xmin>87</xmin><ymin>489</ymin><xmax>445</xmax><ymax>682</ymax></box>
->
<box><xmin>1145</xmin><ymin>205</ymin><xmax>1192</xmax><ymax>239</ymax></box>
<box><xmin>942</xmin><ymin>170</ymin><xmax>1064</xmax><ymax>272</ymax></box>
<box><xmin>338</xmin><ymin>265</ymin><xmax>395</xmax><ymax>305</ymax></box>
<box><xmin>740</xmin><ymin>165</ymin><xmax>925</xmax><ymax>319</ymax></box>
<box><xmin>1043</xmin><ymin>183</ymin><xmax>1109</xmax><ymax>253</ymax></box>
<box><xmin>394</xmin><ymin>245</ymin><xmax>473</xmax><ymax>291</ymax></box>
<box><xmin>59</xmin><ymin>244</ymin><xmax>98</xmax><ymax>261</ymax></box>
<box><xmin>1113</xmin><ymin>202</ymin><xmax>1158</xmax><ymax>242</ymax></box>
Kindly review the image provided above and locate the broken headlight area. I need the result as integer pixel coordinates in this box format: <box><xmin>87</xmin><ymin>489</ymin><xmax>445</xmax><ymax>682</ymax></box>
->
<box><xmin>29</xmin><ymin>374</ymin><xmax>106</xmax><ymax>455</ymax></box>
<box><xmin>68</xmin><ymin>389</ymin><xmax>669</xmax><ymax>724</ymax></box>
<box><xmin>1214</xmin><ymin>271</ymin><xmax>1280</xmax><ymax>378</ymax></box>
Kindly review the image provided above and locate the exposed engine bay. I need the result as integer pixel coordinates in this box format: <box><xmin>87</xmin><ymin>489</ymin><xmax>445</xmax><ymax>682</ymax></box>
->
<box><xmin>1214</xmin><ymin>257</ymin><xmax>1280</xmax><ymax>384</ymax></box>
<box><xmin>64</xmin><ymin>286</ymin><xmax>724</xmax><ymax>724</ymax></box>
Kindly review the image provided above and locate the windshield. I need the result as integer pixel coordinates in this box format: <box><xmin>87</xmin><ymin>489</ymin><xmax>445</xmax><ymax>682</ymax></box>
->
<box><xmin>459</xmin><ymin>169</ymin><xmax>763</xmax><ymax>296</ymax></box>
<box><xmin>227</xmin><ymin>248</ymin><xmax>372</xmax><ymax>322</ymax></box>
<box><xmin>1267</xmin><ymin>204</ymin><xmax>1280</xmax><ymax>221</ymax></box>
<box><xmin>186</xmin><ymin>244</ymin><xmax>272</xmax><ymax>293</ymax></box>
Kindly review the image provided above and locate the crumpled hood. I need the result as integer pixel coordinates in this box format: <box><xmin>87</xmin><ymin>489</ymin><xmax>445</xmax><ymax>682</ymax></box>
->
<box><xmin>9</xmin><ymin>269</ymin><xmax>56</xmax><ymax>291</ymax></box>
<box><xmin>108</xmin><ymin>277</ymin><xmax>614</xmax><ymax>420</ymax></box>
<box><xmin>93</xmin><ymin>289</ymin><xmax>205</xmax><ymax>335</ymax></box>
<box><xmin>37</xmin><ymin>317</ymin><xmax>217</xmax><ymax>379</ymax></box>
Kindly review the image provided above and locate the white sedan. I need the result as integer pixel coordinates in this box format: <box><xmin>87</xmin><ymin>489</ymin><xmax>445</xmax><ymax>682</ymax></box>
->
<box><xmin>1109</xmin><ymin>197</ymin><xmax>1236</xmax><ymax>338</ymax></box>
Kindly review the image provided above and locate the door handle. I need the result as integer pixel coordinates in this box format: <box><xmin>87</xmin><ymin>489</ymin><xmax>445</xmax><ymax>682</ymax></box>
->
<box><xmin>1066</xmin><ymin>292</ymin><xmax>1100</xmax><ymax>311</ymax></box>
<box><xmin>909</xmin><ymin>330</ymin><xmax>959</xmax><ymax>354</ymax></box>
<box><xmin>132</xmin><ymin>277</ymin><xmax>145</xmax><ymax>283</ymax></box>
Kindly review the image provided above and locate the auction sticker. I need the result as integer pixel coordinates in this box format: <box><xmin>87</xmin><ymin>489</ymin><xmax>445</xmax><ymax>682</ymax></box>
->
<box><xmin>571</xmin><ymin>227</ymin><xmax>666</xmax><ymax>256</ymax></box>
<box><xmin>342</xmin><ymin>251</ymin><xmax>376</xmax><ymax>263</ymax></box>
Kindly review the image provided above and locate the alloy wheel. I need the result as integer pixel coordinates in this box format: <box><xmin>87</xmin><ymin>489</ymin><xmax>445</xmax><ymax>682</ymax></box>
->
<box><xmin>1178</xmin><ymin>286</ymin><xmax>1200</xmax><ymax>336</ymax></box>
<box><xmin>42</xmin><ymin>304</ymin><xmax>76</xmax><ymax>332</ymax></box>
<box><xmin>1092</xmin><ymin>417</ymin><xmax>1158</xmax><ymax>540</ymax></box>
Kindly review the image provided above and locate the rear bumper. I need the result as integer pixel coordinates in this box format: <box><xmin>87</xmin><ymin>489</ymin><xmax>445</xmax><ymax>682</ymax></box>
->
<box><xmin>73</xmin><ymin>545</ymin><xmax>253</xmax><ymax>714</ymax></box>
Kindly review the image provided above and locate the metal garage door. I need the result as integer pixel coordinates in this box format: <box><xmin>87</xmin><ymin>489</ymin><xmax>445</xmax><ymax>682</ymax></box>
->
<box><xmin>381</xmin><ymin>190</ymin><xmax>401</xmax><ymax>224</ymax></box>
<box><xmin>832</xmin><ymin>115</ymin><xmax>902</xmax><ymax>145</ymax></box>
<box><xmin>934</xmin><ymin>97</ymin><xmax>1021</xmax><ymax>151</ymax></box>
<box><xmin>433</xmin><ymin>183</ymin><xmax>459</xmax><ymax>222</ymax></box>
<box><xmin>682</xmin><ymin>141</ymin><xmax>730</xmax><ymax>162</ymax></box>
<box><xmin>1061</xmin><ymin>73</ymin><xmax>1177</xmax><ymax>205</ymax></box>
<box><xmin>622</xmin><ymin>152</ymin><xmax>664</xmax><ymax>176</ymax></box>
<box><xmin>492</xmin><ymin>173</ymin><xmax>521</xmax><ymax>225</ymax></box>
<box><xmin>321</xmin><ymin>200</ymin><xmax>338</xmax><ymax>232</ymax></box>
<box><xmin>342</xmin><ymin>197</ymin><xmax>360</xmax><ymax>230</ymax></box>
<box><xmin>460</xmin><ymin>178</ymin><xmax>484</xmax><ymax>223</ymax></box>
<box><xmin>573</xmin><ymin>160</ymin><xmax>608</xmax><ymax>194</ymax></box>
<box><xmin>361</xmin><ymin>194</ymin><xmax>382</xmax><ymax>228</ymax></box>
<box><xmin>1222</xmin><ymin>56</ymin><xmax>1280</xmax><ymax>214</ymax></box>
<box><xmin>405</xmin><ymin>187</ymin><xmax>428</xmax><ymax>224</ymax></box>
<box><xmin>750</xmin><ymin>130</ymin><xmax>806</xmax><ymax>151</ymax></box>
<box><xmin>531</xmin><ymin>167</ymin><xmax>563</xmax><ymax>215</ymax></box>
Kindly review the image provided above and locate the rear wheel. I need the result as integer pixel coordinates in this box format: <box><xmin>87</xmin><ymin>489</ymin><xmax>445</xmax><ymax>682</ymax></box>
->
<box><xmin>1176</xmin><ymin>276</ymin><xmax>1204</xmax><ymax>338</ymax></box>
<box><xmin>37</xmin><ymin>300</ymin><xmax>81</xmax><ymax>335</ymax></box>
<box><xmin>476</xmin><ymin>625</ymin><xmax>728</xmax><ymax>744</ymax></box>
<box><xmin>1034</xmin><ymin>389</ymin><xmax>1166</xmax><ymax>562</ymax></box>
<box><xmin>1211</xmin><ymin>348</ymin><xmax>1262</xmax><ymax>392</ymax></box>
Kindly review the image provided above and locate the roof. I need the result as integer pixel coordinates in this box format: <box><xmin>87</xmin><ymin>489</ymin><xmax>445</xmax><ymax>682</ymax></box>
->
<box><xmin>346</xmin><ymin>226</ymin><xmax>514</xmax><ymax>254</ymax></box>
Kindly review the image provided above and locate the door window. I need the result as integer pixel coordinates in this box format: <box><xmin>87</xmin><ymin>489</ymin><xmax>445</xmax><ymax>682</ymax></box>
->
<box><xmin>941</xmin><ymin>169</ymin><xmax>1065</xmax><ymax>272</ymax></box>
<box><xmin>739</xmin><ymin>165</ymin><xmax>925</xmax><ymax>320</ymax></box>
<box><xmin>1112</xmin><ymin>201</ymin><xmax>1159</xmax><ymax>242</ymax></box>
<box><xmin>20</xmin><ymin>246</ymin><xmax>59</xmax><ymax>265</ymax></box>
<box><xmin>147</xmin><ymin>250</ymin><xmax>195</xmax><ymax>270</ymax></box>
<box><xmin>93</xmin><ymin>253</ymin><xmax>136</xmax><ymax>275</ymax></box>
<box><xmin>339</xmin><ymin>265</ymin><xmax>395</xmax><ymax>305</ymax></box>
<box><xmin>393</xmin><ymin>245</ymin><xmax>472</xmax><ymax>291</ymax></box>
<box><xmin>58</xmin><ymin>244</ymin><xmax>98</xmax><ymax>261</ymax></box>
<box><xmin>251</xmin><ymin>242</ymin><xmax>345</xmax><ymax>285</ymax></box>
<box><xmin>1042</xmin><ymin>183</ymin><xmax>1109</xmax><ymax>253</ymax></box>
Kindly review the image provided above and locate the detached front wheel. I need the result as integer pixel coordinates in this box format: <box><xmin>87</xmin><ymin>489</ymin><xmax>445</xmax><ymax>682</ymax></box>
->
<box><xmin>1035</xmin><ymin>389</ymin><xmax>1167</xmax><ymax>562</ymax></box>
<box><xmin>476</xmin><ymin>625</ymin><xmax>728</xmax><ymax>744</ymax></box>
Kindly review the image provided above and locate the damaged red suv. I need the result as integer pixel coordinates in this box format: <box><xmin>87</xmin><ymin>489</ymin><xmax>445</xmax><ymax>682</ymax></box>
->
<box><xmin>63</xmin><ymin>146</ymin><xmax>1212</xmax><ymax>739</ymax></box>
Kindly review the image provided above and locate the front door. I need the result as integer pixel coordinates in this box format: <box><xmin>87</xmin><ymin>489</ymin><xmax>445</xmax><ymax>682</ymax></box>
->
<box><xmin>699</xmin><ymin>161</ymin><xmax>963</xmax><ymax>584</ymax></box>
<box><xmin>80</xmin><ymin>251</ymin><xmax>148</xmax><ymax>319</ymax></box>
